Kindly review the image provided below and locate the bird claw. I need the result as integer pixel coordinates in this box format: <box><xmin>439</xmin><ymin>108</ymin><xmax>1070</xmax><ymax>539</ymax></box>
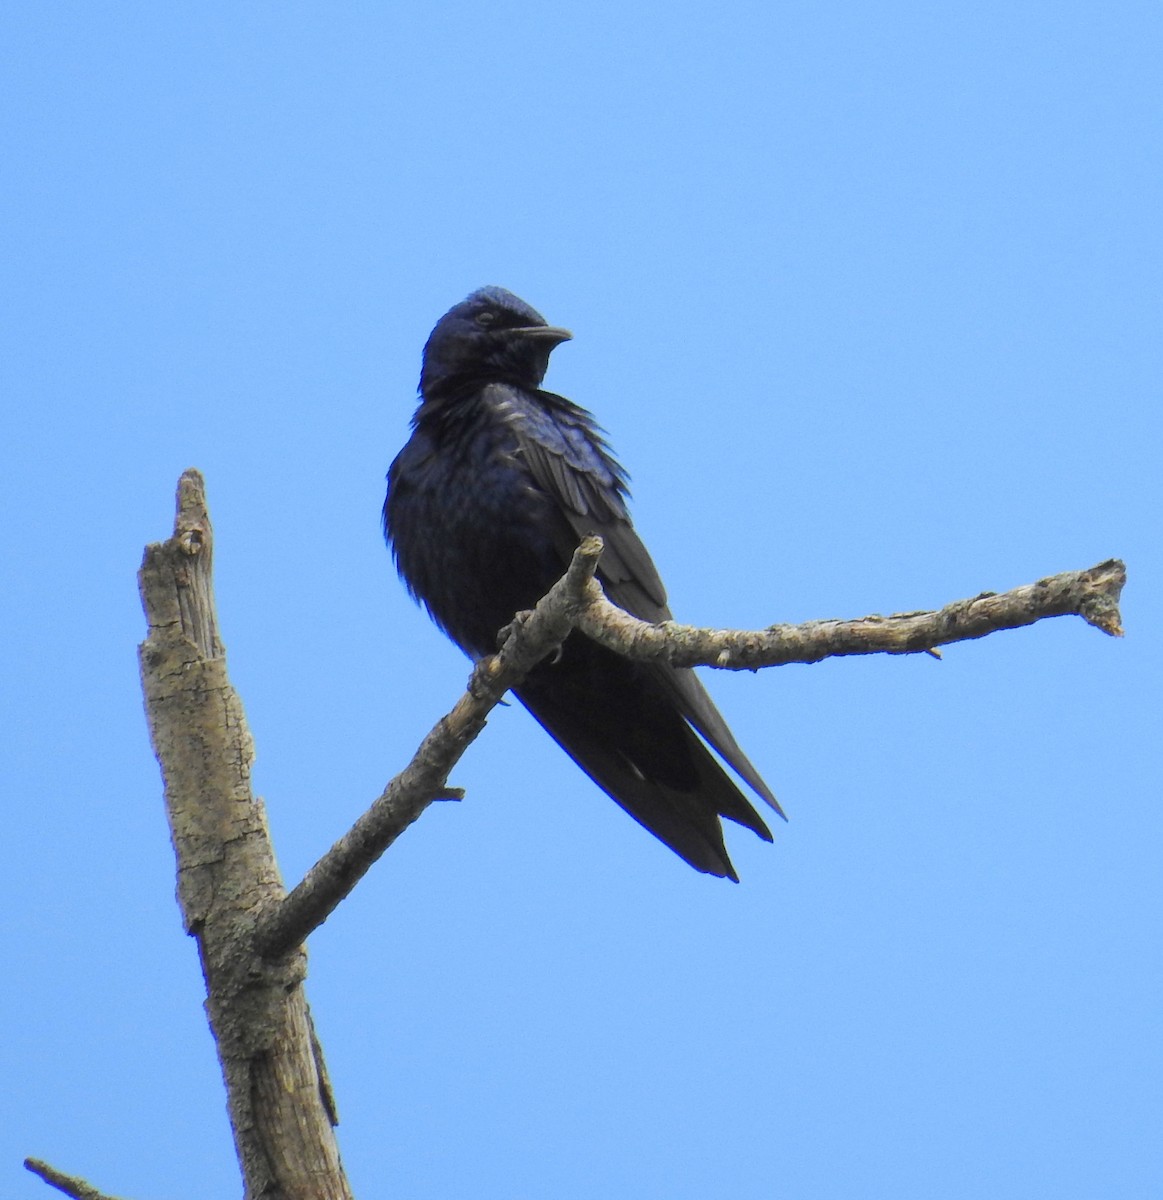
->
<box><xmin>497</xmin><ymin>609</ymin><xmax>535</xmax><ymax>649</ymax></box>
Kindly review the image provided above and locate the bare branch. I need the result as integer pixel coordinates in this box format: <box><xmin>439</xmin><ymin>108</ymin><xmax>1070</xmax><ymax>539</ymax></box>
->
<box><xmin>254</xmin><ymin>536</ymin><xmax>604</xmax><ymax>960</ymax></box>
<box><xmin>260</xmin><ymin>546</ymin><xmax>1123</xmax><ymax>957</ymax></box>
<box><xmin>24</xmin><ymin>1159</ymin><xmax>125</xmax><ymax>1200</ymax></box>
<box><xmin>574</xmin><ymin>558</ymin><xmax>1126</xmax><ymax>669</ymax></box>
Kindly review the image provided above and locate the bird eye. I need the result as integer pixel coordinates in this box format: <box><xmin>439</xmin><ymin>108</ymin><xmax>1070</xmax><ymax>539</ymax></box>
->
<box><xmin>475</xmin><ymin>310</ymin><xmax>497</xmax><ymax>328</ymax></box>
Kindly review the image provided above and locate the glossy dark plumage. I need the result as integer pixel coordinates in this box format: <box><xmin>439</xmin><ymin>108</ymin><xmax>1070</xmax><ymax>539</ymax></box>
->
<box><xmin>384</xmin><ymin>286</ymin><xmax>782</xmax><ymax>879</ymax></box>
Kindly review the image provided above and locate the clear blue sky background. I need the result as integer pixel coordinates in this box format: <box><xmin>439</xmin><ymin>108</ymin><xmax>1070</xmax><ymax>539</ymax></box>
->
<box><xmin>3</xmin><ymin>4</ymin><xmax>1159</xmax><ymax>1198</ymax></box>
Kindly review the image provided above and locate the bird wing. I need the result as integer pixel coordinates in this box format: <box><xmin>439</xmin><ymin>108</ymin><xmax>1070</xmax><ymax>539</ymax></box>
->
<box><xmin>505</xmin><ymin>388</ymin><xmax>784</xmax><ymax>819</ymax></box>
<box><xmin>506</xmin><ymin>388</ymin><xmax>670</xmax><ymax>622</ymax></box>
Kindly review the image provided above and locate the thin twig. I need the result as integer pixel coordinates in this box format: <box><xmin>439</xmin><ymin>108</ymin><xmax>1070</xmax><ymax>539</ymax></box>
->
<box><xmin>24</xmin><ymin>1159</ymin><xmax>126</xmax><ymax>1200</ymax></box>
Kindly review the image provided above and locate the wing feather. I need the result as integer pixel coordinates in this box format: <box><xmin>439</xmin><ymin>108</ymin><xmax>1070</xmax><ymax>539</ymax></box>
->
<box><xmin>492</xmin><ymin>387</ymin><xmax>782</xmax><ymax>819</ymax></box>
<box><xmin>505</xmin><ymin>388</ymin><xmax>669</xmax><ymax>619</ymax></box>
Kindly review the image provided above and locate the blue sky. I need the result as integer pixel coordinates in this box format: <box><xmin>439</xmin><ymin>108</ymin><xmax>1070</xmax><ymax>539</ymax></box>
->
<box><xmin>3</xmin><ymin>4</ymin><xmax>1160</xmax><ymax>1197</ymax></box>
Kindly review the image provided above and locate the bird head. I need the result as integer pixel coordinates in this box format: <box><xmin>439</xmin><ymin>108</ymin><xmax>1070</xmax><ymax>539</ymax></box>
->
<box><xmin>419</xmin><ymin>286</ymin><xmax>572</xmax><ymax>397</ymax></box>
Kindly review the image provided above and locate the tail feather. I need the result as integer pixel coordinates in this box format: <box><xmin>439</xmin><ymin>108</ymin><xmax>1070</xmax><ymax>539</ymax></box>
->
<box><xmin>514</xmin><ymin>637</ymin><xmax>775</xmax><ymax>878</ymax></box>
<box><xmin>667</xmin><ymin>668</ymin><xmax>785</xmax><ymax>820</ymax></box>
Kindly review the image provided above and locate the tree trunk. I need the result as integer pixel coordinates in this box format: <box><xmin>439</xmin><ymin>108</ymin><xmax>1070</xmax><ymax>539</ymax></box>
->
<box><xmin>137</xmin><ymin>470</ymin><xmax>351</xmax><ymax>1200</ymax></box>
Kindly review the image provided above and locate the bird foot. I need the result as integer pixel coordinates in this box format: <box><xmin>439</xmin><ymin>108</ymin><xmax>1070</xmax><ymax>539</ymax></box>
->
<box><xmin>496</xmin><ymin>609</ymin><xmax>536</xmax><ymax>649</ymax></box>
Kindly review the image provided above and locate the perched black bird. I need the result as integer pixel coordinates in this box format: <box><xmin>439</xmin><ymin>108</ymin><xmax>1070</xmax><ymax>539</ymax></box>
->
<box><xmin>384</xmin><ymin>287</ymin><xmax>782</xmax><ymax>879</ymax></box>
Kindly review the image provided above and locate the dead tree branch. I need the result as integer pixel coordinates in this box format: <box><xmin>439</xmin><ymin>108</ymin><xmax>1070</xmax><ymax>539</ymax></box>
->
<box><xmin>258</xmin><ymin>536</ymin><xmax>1123</xmax><ymax>958</ymax></box>
<box><xmin>33</xmin><ymin>470</ymin><xmax>1122</xmax><ymax>1199</ymax></box>
<box><xmin>573</xmin><ymin>558</ymin><xmax>1125</xmax><ymax>670</ymax></box>
<box><xmin>23</xmin><ymin>1159</ymin><xmax>126</xmax><ymax>1200</ymax></box>
<box><xmin>254</xmin><ymin>535</ymin><xmax>604</xmax><ymax>959</ymax></box>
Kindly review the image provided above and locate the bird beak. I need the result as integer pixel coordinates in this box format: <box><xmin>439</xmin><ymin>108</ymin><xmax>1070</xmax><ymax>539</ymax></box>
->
<box><xmin>514</xmin><ymin>325</ymin><xmax>573</xmax><ymax>346</ymax></box>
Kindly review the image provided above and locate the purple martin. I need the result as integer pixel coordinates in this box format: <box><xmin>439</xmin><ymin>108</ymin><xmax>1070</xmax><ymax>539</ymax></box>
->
<box><xmin>384</xmin><ymin>287</ymin><xmax>782</xmax><ymax>878</ymax></box>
